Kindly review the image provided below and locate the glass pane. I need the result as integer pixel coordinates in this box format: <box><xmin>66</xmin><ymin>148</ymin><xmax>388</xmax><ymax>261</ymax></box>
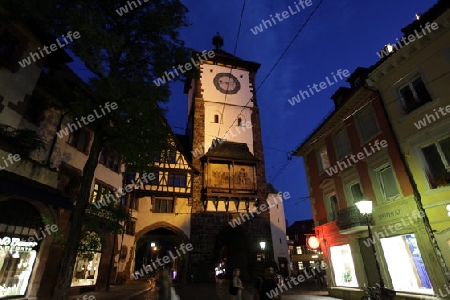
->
<box><xmin>330</xmin><ymin>244</ymin><xmax>358</xmax><ymax>287</ymax></box>
<box><xmin>167</xmin><ymin>200</ymin><xmax>174</xmax><ymax>213</ymax></box>
<box><xmin>412</xmin><ymin>78</ymin><xmax>432</xmax><ymax>104</ymax></box>
<box><xmin>350</xmin><ymin>184</ymin><xmax>363</xmax><ymax>203</ymax></box>
<box><xmin>380</xmin><ymin>234</ymin><xmax>432</xmax><ymax>293</ymax></box>
<box><xmin>422</xmin><ymin>144</ymin><xmax>447</xmax><ymax>188</ymax></box>
<box><xmin>319</xmin><ymin>147</ymin><xmax>330</xmax><ymax>170</ymax></box>
<box><xmin>154</xmin><ymin>199</ymin><xmax>161</xmax><ymax>212</ymax></box>
<box><xmin>400</xmin><ymin>86</ymin><xmax>415</xmax><ymax>112</ymax></box>
<box><xmin>438</xmin><ymin>137</ymin><xmax>450</xmax><ymax>167</ymax></box>
<box><xmin>358</xmin><ymin>108</ymin><xmax>379</xmax><ymax>140</ymax></box>
<box><xmin>379</xmin><ymin>167</ymin><xmax>400</xmax><ymax>199</ymax></box>
<box><xmin>71</xmin><ymin>252</ymin><xmax>102</xmax><ymax>287</ymax></box>
<box><xmin>0</xmin><ymin>248</ymin><xmax>37</xmax><ymax>297</ymax></box>
<box><xmin>335</xmin><ymin>130</ymin><xmax>351</xmax><ymax>158</ymax></box>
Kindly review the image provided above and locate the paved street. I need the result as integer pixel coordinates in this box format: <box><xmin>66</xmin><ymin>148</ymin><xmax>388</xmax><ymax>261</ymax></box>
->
<box><xmin>129</xmin><ymin>280</ymin><xmax>343</xmax><ymax>300</ymax></box>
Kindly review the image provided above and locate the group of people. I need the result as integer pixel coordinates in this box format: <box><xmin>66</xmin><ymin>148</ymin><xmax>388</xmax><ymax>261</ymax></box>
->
<box><xmin>230</xmin><ymin>266</ymin><xmax>282</xmax><ymax>300</ymax></box>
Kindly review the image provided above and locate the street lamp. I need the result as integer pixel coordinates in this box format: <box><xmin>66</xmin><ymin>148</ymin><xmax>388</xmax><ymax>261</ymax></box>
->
<box><xmin>355</xmin><ymin>200</ymin><xmax>388</xmax><ymax>294</ymax></box>
<box><xmin>260</xmin><ymin>241</ymin><xmax>266</xmax><ymax>263</ymax></box>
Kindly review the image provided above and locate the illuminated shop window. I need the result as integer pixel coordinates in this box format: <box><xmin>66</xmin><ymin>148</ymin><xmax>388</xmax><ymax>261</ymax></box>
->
<box><xmin>0</xmin><ymin>200</ymin><xmax>42</xmax><ymax>298</ymax></box>
<box><xmin>71</xmin><ymin>232</ymin><xmax>102</xmax><ymax>287</ymax></box>
<box><xmin>380</xmin><ymin>234</ymin><xmax>433</xmax><ymax>293</ymax></box>
<box><xmin>0</xmin><ymin>237</ymin><xmax>38</xmax><ymax>298</ymax></box>
<box><xmin>330</xmin><ymin>244</ymin><xmax>358</xmax><ymax>287</ymax></box>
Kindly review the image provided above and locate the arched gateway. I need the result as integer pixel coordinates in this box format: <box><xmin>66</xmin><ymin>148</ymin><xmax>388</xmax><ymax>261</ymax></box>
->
<box><xmin>127</xmin><ymin>222</ymin><xmax>190</xmax><ymax>282</ymax></box>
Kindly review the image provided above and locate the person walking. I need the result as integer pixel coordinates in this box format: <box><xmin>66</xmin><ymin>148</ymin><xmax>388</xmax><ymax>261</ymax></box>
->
<box><xmin>155</xmin><ymin>270</ymin><xmax>172</xmax><ymax>300</ymax></box>
<box><xmin>230</xmin><ymin>268</ymin><xmax>244</xmax><ymax>300</ymax></box>
<box><xmin>256</xmin><ymin>266</ymin><xmax>280</xmax><ymax>300</ymax></box>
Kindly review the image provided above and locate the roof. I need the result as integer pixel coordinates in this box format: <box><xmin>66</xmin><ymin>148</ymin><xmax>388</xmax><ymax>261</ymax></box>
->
<box><xmin>294</xmin><ymin>0</ymin><xmax>449</xmax><ymax>157</ymax></box>
<box><xmin>266</xmin><ymin>183</ymin><xmax>279</xmax><ymax>194</ymax></box>
<box><xmin>204</xmin><ymin>141</ymin><xmax>258</xmax><ymax>161</ymax></box>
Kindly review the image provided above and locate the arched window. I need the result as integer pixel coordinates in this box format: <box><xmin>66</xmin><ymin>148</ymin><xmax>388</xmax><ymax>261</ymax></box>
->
<box><xmin>214</xmin><ymin>114</ymin><xmax>219</xmax><ymax>123</ymax></box>
<box><xmin>237</xmin><ymin>118</ymin><xmax>242</xmax><ymax>126</ymax></box>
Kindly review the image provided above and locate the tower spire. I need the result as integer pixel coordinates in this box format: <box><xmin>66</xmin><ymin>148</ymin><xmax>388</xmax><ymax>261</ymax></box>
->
<box><xmin>212</xmin><ymin>32</ymin><xmax>223</xmax><ymax>50</ymax></box>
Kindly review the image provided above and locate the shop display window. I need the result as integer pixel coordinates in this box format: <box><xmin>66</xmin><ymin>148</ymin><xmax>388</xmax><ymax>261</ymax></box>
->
<box><xmin>71</xmin><ymin>251</ymin><xmax>102</xmax><ymax>287</ymax></box>
<box><xmin>0</xmin><ymin>237</ymin><xmax>38</xmax><ymax>298</ymax></box>
<box><xmin>330</xmin><ymin>244</ymin><xmax>358</xmax><ymax>287</ymax></box>
<box><xmin>380</xmin><ymin>234</ymin><xmax>433</xmax><ymax>293</ymax></box>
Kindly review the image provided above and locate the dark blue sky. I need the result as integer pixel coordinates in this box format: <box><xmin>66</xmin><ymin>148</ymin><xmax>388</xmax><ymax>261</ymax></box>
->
<box><xmin>162</xmin><ymin>0</ymin><xmax>436</xmax><ymax>225</ymax></box>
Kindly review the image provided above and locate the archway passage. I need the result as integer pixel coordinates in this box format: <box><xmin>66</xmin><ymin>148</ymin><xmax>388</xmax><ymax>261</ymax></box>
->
<box><xmin>214</xmin><ymin>226</ymin><xmax>252</xmax><ymax>281</ymax></box>
<box><xmin>134</xmin><ymin>227</ymin><xmax>188</xmax><ymax>282</ymax></box>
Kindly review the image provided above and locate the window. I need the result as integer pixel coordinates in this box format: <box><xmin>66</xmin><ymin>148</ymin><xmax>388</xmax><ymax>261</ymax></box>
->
<box><xmin>317</xmin><ymin>146</ymin><xmax>330</xmax><ymax>172</ymax></box>
<box><xmin>297</xmin><ymin>262</ymin><xmax>304</xmax><ymax>270</ymax></box>
<box><xmin>421</xmin><ymin>137</ymin><xmax>450</xmax><ymax>189</ymax></box>
<box><xmin>399</xmin><ymin>77</ymin><xmax>432</xmax><ymax>114</ymax></box>
<box><xmin>237</xmin><ymin>118</ymin><xmax>242</xmax><ymax>126</ymax></box>
<box><xmin>330</xmin><ymin>244</ymin><xmax>358</xmax><ymax>287</ymax></box>
<box><xmin>356</xmin><ymin>106</ymin><xmax>380</xmax><ymax>142</ymax></box>
<box><xmin>99</xmin><ymin>147</ymin><xmax>121</xmax><ymax>172</ymax></box>
<box><xmin>328</xmin><ymin>194</ymin><xmax>339</xmax><ymax>221</ymax></box>
<box><xmin>349</xmin><ymin>183</ymin><xmax>364</xmax><ymax>204</ymax></box>
<box><xmin>380</xmin><ymin>234</ymin><xmax>432</xmax><ymax>292</ymax></box>
<box><xmin>213</xmin><ymin>114</ymin><xmax>219</xmax><ymax>123</ymax></box>
<box><xmin>91</xmin><ymin>182</ymin><xmax>115</xmax><ymax>204</ymax></box>
<box><xmin>376</xmin><ymin>165</ymin><xmax>400</xmax><ymax>201</ymax></box>
<box><xmin>68</xmin><ymin>128</ymin><xmax>91</xmax><ymax>153</ymax></box>
<box><xmin>125</xmin><ymin>220</ymin><xmax>136</xmax><ymax>235</ymax></box>
<box><xmin>71</xmin><ymin>233</ymin><xmax>102</xmax><ymax>287</ymax></box>
<box><xmin>161</xmin><ymin>150</ymin><xmax>176</xmax><ymax>163</ymax></box>
<box><xmin>168</xmin><ymin>173</ymin><xmax>187</xmax><ymax>187</ymax></box>
<box><xmin>334</xmin><ymin>128</ymin><xmax>352</xmax><ymax>159</ymax></box>
<box><xmin>279</xmin><ymin>238</ymin><xmax>282</xmax><ymax>244</ymax></box>
<box><xmin>296</xmin><ymin>246</ymin><xmax>303</xmax><ymax>254</ymax></box>
<box><xmin>153</xmin><ymin>198</ymin><xmax>174</xmax><ymax>213</ymax></box>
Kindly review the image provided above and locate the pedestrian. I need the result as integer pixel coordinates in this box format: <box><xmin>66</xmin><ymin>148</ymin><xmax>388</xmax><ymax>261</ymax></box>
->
<box><xmin>256</xmin><ymin>266</ymin><xmax>280</xmax><ymax>300</ymax></box>
<box><xmin>155</xmin><ymin>270</ymin><xmax>172</xmax><ymax>300</ymax></box>
<box><xmin>230</xmin><ymin>268</ymin><xmax>244</xmax><ymax>300</ymax></box>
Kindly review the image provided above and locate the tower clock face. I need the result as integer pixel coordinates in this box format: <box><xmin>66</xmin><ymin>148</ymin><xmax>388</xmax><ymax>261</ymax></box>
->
<box><xmin>213</xmin><ymin>73</ymin><xmax>241</xmax><ymax>94</ymax></box>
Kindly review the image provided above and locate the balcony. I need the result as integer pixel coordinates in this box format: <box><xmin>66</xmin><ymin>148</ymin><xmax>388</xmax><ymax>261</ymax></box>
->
<box><xmin>336</xmin><ymin>206</ymin><xmax>368</xmax><ymax>234</ymax></box>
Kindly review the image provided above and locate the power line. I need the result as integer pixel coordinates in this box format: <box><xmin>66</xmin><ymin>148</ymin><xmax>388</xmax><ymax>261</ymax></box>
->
<box><xmin>220</xmin><ymin>0</ymin><xmax>326</xmax><ymax>139</ymax></box>
<box><xmin>217</xmin><ymin>0</ymin><xmax>246</xmax><ymax>138</ymax></box>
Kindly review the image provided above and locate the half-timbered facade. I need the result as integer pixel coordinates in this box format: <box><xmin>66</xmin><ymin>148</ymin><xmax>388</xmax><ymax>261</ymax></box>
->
<box><xmin>118</xmin><ymin>137</ymin><xmax>193</xmax><ymax>283</ymax></box>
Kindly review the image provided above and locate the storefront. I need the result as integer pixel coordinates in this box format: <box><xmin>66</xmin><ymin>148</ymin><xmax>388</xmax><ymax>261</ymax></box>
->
<box><xmin>330</xmin><ymin>244</ymin><xmax>358</xmax><ymax>287</ymax></box>
<box><xmin>380</xmin><ymin>234</ymin><xmax>433</xmax><ymax>294</ymax></box>
<box><xmin>0</xmin><ymin>200</ymin><xmax>43</xmax><ymax>299</ymax></box>
<box><xmin>71</xmin><ymin>232</ymin><xmax>103</xmax><ymax>288</ymax></box>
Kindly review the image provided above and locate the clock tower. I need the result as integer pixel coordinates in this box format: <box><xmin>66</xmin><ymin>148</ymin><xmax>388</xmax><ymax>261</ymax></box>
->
<box><xmin>185</xmin><ymin>34</ymin><xmax>272</xmax><ymax>281</ymax></box>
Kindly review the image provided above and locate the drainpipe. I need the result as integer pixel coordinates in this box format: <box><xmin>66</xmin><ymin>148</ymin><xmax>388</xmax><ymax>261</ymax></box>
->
<box><xmin>363</xmin><ymin>84</ymin><xmax>450</xmax><ymax>283</ymax></box>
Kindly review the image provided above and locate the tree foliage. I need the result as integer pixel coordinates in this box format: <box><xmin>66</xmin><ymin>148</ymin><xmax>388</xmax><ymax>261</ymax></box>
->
<box><xmin>2</xmin><ymin>0</ymin><xmax>190</xmax><ymax>298</ymax></box>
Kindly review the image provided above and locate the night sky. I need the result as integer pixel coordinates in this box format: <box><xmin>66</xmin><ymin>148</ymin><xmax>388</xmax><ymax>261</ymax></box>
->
<box><xmin>161</xmin><ymin>0</ymin><xmax>436</xmax><ymax>225</ymax></box>
<box><xmin>65</xmin><ymin>0</ymin><xmax>436</xmax><ymax>225</ymax></box>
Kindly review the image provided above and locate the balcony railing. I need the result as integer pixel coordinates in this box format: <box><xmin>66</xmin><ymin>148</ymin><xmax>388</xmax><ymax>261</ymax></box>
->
<box><xmin>336</xmin><ymin>206</ymin><xmax>367</xmax><ymax>231</ymax></box>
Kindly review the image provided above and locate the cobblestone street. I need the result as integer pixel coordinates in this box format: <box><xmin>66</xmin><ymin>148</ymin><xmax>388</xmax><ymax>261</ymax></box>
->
<box><xmin>129</xmin><ymin>280</ymin><xmax>342</xmax><ymax>300</ymax></box>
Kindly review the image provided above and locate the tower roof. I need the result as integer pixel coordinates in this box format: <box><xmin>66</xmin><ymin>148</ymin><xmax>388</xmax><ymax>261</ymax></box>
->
<box><xmin>204</xmin><ymin>141</ymin><xmax>258</xmax><ymax>161</ymax></box>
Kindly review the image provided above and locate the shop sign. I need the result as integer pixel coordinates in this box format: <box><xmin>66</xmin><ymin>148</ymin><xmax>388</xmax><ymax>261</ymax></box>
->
<box><xmin>0</xmin><ymin>236</ymin><xmax>38</xmax><ymax>252</ymax></box>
